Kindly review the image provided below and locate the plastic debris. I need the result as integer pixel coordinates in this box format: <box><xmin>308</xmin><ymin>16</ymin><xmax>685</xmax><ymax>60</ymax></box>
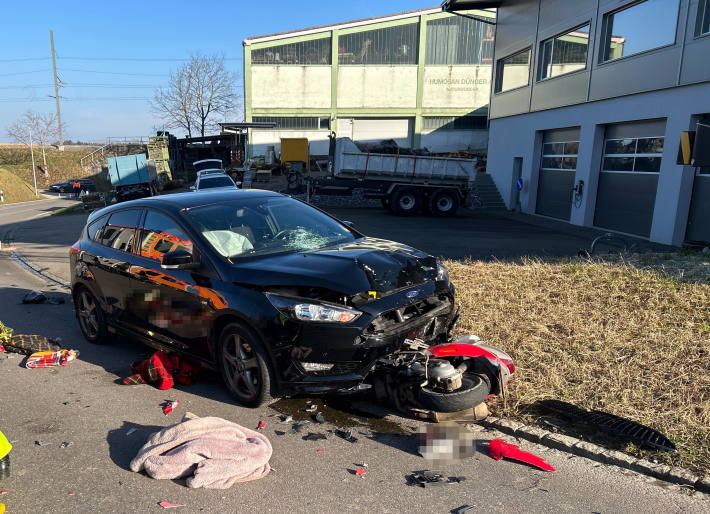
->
<box><xmin>316</xmin><ymin>449</ymin><xmax>327</xmax><ymax>453</ymax></box>
<box><xmin>407</xmin><ymin>470</ymin><xmax>466</xmax><ymax>488</ymax></box>
<box><xmin>67</xmin><ymin>491</ymin><xmax>76</xmax><ymax>496</ymax></box>
<box><xmin>354</xmin><ymin>468</ymin><xmax>366</xmax><ymax>476</ymax></box>
<box><xmin>26</xmin><ymin>349</ymin><xmax>78</xmax><ymax>369</ymax></box>
<box><xmin>162</xmin><ymin>400</ymin><xmax>180</xmax><ymax>415</ymax></box>
<box><xmin>0</xmin><ymin>490</ymin><xmax>8</xmax><ymax>495</ymax></box>
<box><xmin>488</xmin><ymin>439</ymin><xmax>556</xmax><ymax>472</ymax></box>
<box><xmin>22</xmin><ymin>291</ymin><xmax>47</xmax><ymax>304</ymax></box>
<box><xmin>257</xmin><ymin>420</ymin><xmax>267</xmax><ymax>430</ymax></box>
<box><xmin>274</xmin><ymin>430</ymin><xmax>287</xmax><ymax>436</ymax></box>
<box><xmin>305</xmin><ymin>405</ymin><xmax>317</xmax><ymax>413</ymax></box>
<box><xmin>126</xmin><ymin>428</ymin><xmax>137</xmax><ymax>436</ymax></box>
<box><xmin>35</xmin><ymin>440</ymin><xmax>50</xmax><ymax>447</ymax></box>
<box><xmin>278</xmin><ymin>415</ymin><xmax>293</xmax><ymax>424</ymax></box>
<box><xmin>158</xmin><ymin>502</ymin><xmax>185</xmax><ymax>509</ymax></box>
<box><xmin>452</xmin><ymin>505</ymin><xmax>474</xmax><ymax>514</ymax></box>
<box><xmin>335</xmin><ymin>429</ymin><xmax>358</xmax><ymax>443</ymax></box>
<box><xmin>314</xmin><ymin>412</ymin><xmax>325</xmax><ymax>424</ymax></box>
<box><xmin>60</xmin><ymin>441</ymin><xmax>73</xmax><ymax>449</ymax></box>
<box><xmin>290</xmin><ymin>421</ymin><xmax>310</xmax><ymax>434</ymax></box>
<box><xmin>302</xmin><ymin>432</ymin><xmax>327</xmax><ymax>441</ymax></box>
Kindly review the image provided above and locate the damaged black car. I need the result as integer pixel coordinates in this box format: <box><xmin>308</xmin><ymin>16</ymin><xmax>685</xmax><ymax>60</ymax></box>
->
<box><xmin>70</xmin><ymin>190</ymin><xmax>514</xmax><ymax>410</ymax></box>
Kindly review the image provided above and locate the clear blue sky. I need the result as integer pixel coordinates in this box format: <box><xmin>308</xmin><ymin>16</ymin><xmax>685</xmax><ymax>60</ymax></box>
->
<box><xmin>1</xmin><ymin>0</ymin><xmax>437</xmax><ymax>142</ymax></box>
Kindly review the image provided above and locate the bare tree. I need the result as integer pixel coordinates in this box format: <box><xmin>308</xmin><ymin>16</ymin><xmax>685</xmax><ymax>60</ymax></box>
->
<box><xmin>6</xmin><ymin>111</ymin><xmax>62</xmax><ymax>173</ymax></box>
<box><xmin>152</xmin><ymin>54</ymin><xmax>239</xmax><ymax>138</ymax></box>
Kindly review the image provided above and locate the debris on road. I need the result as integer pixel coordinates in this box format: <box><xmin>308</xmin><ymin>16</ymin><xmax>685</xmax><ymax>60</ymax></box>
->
<box><xmin>0</xmin><ymin>490</ymin><xmax>7</xmax><ymax>495</ymax></box>
<box><xmin>34</xmin><ymin>440</ymin><xmax>50</xmax><ymax>447</ymax></box>
<box><xmin>334</xmin><ymin>429</ymin><xmax>358</xmax><ymax>443</ymax></box>
<box><xmin>316</xmin><ymin>448</ymin><xmax>326</xmax><ymax>453</ymax></box>
<box><xmin>257</xmin><ymin>420</ymin><xmax>267</xmax><ymax>430</ymax></box>
<box><xmin>123</xmin><ymin>351</ymin><xmax>200</xmax><ymax>390</ymax></box>
<box><xmin>21</xmin><ymin>290</ymin><xmax>47</xmax><ymax>304</ymax></box>
<box><xmin>2</xmin><ymin>332</ymin><xmax>62</xmax><ymax>356</ymax></box>
<box><xmin>452</xmin><ymin>505</ymin><xmax>474</xmax><ymax>514</ymax></box>
<box><xmin>26</xmin><ymin>349</ymin><xmax>78</xmax><ymax>368</ymax></box>
<box><xmin>354</xmin><ymin>467</ymin><xmax>367</xmax><ymax>476</ymax></box>
<box><xmin>407</xmin><ymin>470</ymin><xmax>466</xmax><ymax>488</ymax></box>
<box><xmin>60</xmin><ymin>441</ymin><xmax>73</xmax><ymax>449</ymax></box>
<box><xmin>488</xmin><ymin>439</ymin><xmax>555</xmax><ymax>472</ymax></box>
<box><xmin>162</xmin><ymin>400</ymin><xmax>180</xmax><ymax>415</ymax></box>
<box><xmin>302</xmin><ymin>432</ymin><xmax>327</xmax><ymax>441</ymax></box>
<box><xmin>305</xmin><ymin>405</ymin><xmax>317</xmax><ymax>413</ymax></box>
<box><xmin>158</xmin><ymin>502</ymin><xmax>185</xmax><ymax>509</ymax></box>
<box><xmin>67</xmin><ymin>491</ymin><xmax>76</xmax><ymax>496</ymax></box>
<box><xmin>289</xmin><ymin>421</ymin><xmax>310</xmax><ymax>434</ymax></box>
<box><xmin>131</xmin><ymin>413</ymin><xmax>272</xmax><ymax>489</ymax></box>
<box><xmin>537</xmin><ymin>399</ymin><xmax>676</xmax><ymax>452</ymax></box>
<box><xmin>314</xmin><ymin>412</ymin><xmax>325</xmax><ymax>424</ymax></box>
<box><xmin>278</xmin><ymin>416</ymin><xmax>293</xmax><ymax>424</ymax></box>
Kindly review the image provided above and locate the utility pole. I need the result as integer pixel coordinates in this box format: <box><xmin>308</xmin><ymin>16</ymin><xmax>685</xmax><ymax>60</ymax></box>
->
<box><xmin>49</xmin><ymin>30</ymin><xmax>63</xmax><ymax>144</ymax></box>
<box><xmin>29</xmin><ymin>125</ymin><xmax>38</xmax><ymax>197</ymax></box>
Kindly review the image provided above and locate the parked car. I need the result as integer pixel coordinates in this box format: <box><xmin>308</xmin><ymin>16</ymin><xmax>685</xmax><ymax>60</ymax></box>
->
<box><xmin>191</xmin><ymin>174</ymin><xmax>237</xmax><ymax>192</ymax></box>
<box><xmin>50</xmin><ymin>179</ymin><xmax>96</xmax><ymax>193</ymax></box>
<box><xmin>70</xmin><ymin>191</ymin><xmax>514</xmax><ymax>409</ymax></box>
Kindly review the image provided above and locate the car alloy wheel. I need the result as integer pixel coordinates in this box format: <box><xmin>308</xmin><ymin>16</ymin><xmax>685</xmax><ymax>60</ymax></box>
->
<box><xmin>74</xmin><ymin>288</ymin><xmax>110</xmax><ymax>344</ymax></box>
<box><xmin>222</xmin><ymin>333</ymin><xmax>261</xmax><ymax>402</ymax></box>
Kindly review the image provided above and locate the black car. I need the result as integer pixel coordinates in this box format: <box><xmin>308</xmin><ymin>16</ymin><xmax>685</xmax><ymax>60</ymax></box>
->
<box><xmin>70</xmin><ymin>190</ymin><xmax>457</xmax><ymax>407</ymax></box>
<box><xmin>50</xmin><ymin>179</ymin><xmax>96</xmax><ymax>193</ymax></box>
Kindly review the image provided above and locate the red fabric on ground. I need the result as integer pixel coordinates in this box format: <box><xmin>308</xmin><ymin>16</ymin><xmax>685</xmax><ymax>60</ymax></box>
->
<box><xmin>122</xmin><ymin>351</ymin><xmax>200</xmax><ymax>390</ymax></box>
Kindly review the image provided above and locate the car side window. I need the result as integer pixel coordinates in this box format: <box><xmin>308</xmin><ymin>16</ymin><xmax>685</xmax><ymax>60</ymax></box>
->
<box><xmin>99</xmin><ymin>209</ymin><xmax>141</xmax><ymax>252</ymax></box>
<box><xmin>86</xmin><ymin>215</ymin><xmax>108</xmax><ymax>241</ymax></box>
<box><xmin>139</xmin><ymin>210</ymin><xmax>193</xmax><ymax>261</ymax></box>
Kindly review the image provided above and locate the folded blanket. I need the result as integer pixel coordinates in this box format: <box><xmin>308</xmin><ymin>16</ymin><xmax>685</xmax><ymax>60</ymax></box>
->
<box><xmin>130</xmin><ymin>413</ymin><xmax>271</xmax><ymax>489</ymax></box>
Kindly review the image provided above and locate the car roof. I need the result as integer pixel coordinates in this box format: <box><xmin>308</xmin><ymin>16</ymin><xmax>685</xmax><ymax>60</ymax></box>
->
<box><xmin>87</xmin><ymin>190</ymin><xmax>284</xmax><ymax>222</ymax></box>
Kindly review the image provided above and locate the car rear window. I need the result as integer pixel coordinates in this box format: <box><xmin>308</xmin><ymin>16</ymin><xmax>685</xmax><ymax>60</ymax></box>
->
<box><xmin>199</xmin><ymin>176</ymin><xmax>234</xmax><ymax>189</ymax></box>
<box><xmin>99</xmin><ymin>209</ymin><xmax>141</xmax><ymax>252</ymax></box>
<box><xmin>86</xmin><ymin>215</ymin><xmax>108</xmax><ymax>241</ymax></box>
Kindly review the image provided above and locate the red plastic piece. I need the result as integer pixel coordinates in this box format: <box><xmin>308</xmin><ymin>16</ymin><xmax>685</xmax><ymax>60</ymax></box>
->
<box><xmin>162</xmin><ymin>400</ymin><xmax>179</xmax><ymax>415</ymax></box>
<box><xmin>355</xmin><ymin>468</ymin><xmax>366</xmax><ymax>476</ymax></box>
<box><xmin>429</xmin><ymin>343</ymin><xmax>515</xmax><ymax>374</ymax></box>
<box><xmin>158</xmin><ymin>502</ymin><xmax>185</xmax><ymax>509</ymax></box>
<box><xmin>257</xmin><ymin>420</ymin><xmax>266</xmax><ymax>430</ymax></box>
<box><xmin>316</xmin><ymin>448</ymin><xmax>326</xmax><ymax>453</ymax></box>
<box><xmin>488</xmin><ymin>438</ymin><xmax>555</xmax><ymax>472</ymax></box>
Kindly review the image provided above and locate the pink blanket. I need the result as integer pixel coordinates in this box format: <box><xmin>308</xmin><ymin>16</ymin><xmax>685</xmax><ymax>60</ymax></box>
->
<box><xmin>130</xmin><ymin>413</ymin><xmax>272</xmax><ymax>489</ymax></box>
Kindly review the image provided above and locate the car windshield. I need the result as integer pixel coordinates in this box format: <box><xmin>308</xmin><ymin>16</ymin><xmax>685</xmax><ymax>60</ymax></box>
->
<box><xmin>199</xmin><ymin>176</ymin><xmax>234</xmax><ymax>189</ymax></box>
<box><xmin>186</xmin><ymin>196</ymin><xmax>357</xmax><ymax>259</ymax></box>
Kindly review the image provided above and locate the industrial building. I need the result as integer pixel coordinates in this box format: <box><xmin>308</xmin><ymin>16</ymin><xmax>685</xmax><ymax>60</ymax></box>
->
<box><xmin>445</xmin><ymin>0</ymin><xmax>710</xmax><ymax>246</ymax></box>
<box><xmin>242</xmin><ymin>6</ymin><xmax>496</xmax><ymax>157</ymax></box>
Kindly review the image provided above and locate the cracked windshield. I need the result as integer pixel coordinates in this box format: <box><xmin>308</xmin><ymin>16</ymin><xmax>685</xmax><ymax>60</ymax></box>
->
<box><xmin>187</xmin><ymin>196</ymin><xmax>356</xmax><ymax>258</ymax></box>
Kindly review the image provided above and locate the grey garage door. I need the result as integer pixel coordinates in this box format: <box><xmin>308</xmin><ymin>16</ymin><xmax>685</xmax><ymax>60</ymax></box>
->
<box><xmin>594</xmin><ymin>119</ymin><xmax>665</xmax><ymax>237</ymax></box>
<box><xmin>536</xmin><ymin>128</ymin><xmax>580</xmax><ymax>220</ymax></box>
<box><xmin>685</xmin><ymin>115</ymin><xmax>710</xmax><ymax>243</ymax></box>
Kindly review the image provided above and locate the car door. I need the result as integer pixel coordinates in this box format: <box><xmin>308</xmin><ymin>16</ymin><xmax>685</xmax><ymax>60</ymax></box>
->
<box><xmin>126</xmin><ymin>208</ymin><xmax>217</xmax><ymax>357</ymax></box>
<box><xmin>81</xmin><ymin>208</ymin><xmax>142</xmax><ymax>326</ymax></box>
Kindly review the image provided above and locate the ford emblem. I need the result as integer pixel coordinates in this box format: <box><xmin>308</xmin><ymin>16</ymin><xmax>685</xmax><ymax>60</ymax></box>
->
<box><xmin>405</xmin><ymin>290</ymin><xmax>420</xmax><ymax>299</ymax></box>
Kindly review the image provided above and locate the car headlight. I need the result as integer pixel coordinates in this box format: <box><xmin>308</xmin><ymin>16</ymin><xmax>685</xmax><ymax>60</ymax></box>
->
<box><xmin>436</xmin><ymin>261</ymin><xmax>449</xmax><ymax>283</ymax></box>
<box><xmin>266</xmin><ymin>294</ymin><xmax>361</xmax><ymax>324</ymax></box>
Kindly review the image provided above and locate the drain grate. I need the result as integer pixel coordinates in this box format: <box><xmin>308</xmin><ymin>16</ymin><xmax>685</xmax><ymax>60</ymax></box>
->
<box><xmin>537</xmin><ymin>399</ymin><xmax>676</xmax><ymax>452</ymax></box>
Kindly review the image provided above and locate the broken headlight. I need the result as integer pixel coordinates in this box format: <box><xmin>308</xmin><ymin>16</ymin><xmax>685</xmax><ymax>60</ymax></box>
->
<box><xmin>436</xmin><ymin>261</ymin><xmax>449</xmax><ymax>283</ymax></box>
<box><xmin>267</xmin><ymin>294</ymin><xmax>361</xmax><ymax>324</ymax></box>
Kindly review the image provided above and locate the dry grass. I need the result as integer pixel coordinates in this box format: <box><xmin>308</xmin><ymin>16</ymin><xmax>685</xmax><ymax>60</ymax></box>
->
<box><xmin>446</xmin><ymin>257</ymin><xmax>710</xmax><ymax>475</ymax></box>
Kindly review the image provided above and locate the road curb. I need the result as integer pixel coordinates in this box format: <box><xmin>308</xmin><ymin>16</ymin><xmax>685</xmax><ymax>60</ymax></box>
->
<box><xmin>9</xmin><ymin>250</ymin><xmax>70</xmax><ymax>290</ymax></box>
<box><xmin>479</xmin><ymin>417</ymin><xmax>708</xmax><ymax>493</ymax></box>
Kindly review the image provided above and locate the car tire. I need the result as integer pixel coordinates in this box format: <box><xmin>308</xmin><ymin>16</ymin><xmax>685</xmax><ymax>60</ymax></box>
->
<box><xmin>418</xmin><ymin>374</ymin><xmax>490</xmax><ymax>413</ymax></box>
<box><xmin>428</xmin><ymin>189</ymin><xmax>460</xmax><ymax>217</ymax></box>
<box><xmin>217</xmin><ymin>322</ymin><xmax>278</xmax><ymax>408</ymax></box>
<box><xmin>73</xmin><ymin>286</ymin><xmax>112</xmax><ymax>345</ymax></box>
<box><xmin>391</xmin><ymin>187</ymin><xmax>422</xmax><ymax>216</ymax></box>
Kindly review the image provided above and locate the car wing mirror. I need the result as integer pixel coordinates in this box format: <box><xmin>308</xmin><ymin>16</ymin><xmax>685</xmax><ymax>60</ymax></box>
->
<box><xmin>161</xmin><ymin>250</ymin><xmax>199</xmax><ymax>270</ymax></box>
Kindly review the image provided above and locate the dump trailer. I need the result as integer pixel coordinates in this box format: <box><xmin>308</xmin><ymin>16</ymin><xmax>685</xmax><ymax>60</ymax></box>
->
<box><xmin>107</xmin><ymin>153</ymin><xmax>159</xmax><ymax>202</ymax></box>
<box><xmin>311</xmin><ymin>137</ymin><xmax>478</xmax><ymax>216</ymax></box>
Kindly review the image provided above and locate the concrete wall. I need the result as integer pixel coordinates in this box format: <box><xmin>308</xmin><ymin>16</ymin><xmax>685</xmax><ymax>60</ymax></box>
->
<box><xmin>337</xmin><ymin>66</ymin><xmax>418</xmax><ymax>109</ymax></box>
<box><xmin>250</xmin><ymin>130</ymin><xmax>331</xmax><ymax>157</ymax></box>
<box><xmin>251</xmin><ymin>66</ymin><xmax>331</xmax><ymax>109</ymax></box>
<box><xmin>422</xmin><ymin>65</ymin><xmax>491</xmax><ymax>110</ymax></box>
<box><xmin>421</xmin><ymin>129</ymin><xmax>488</xmax><ymax>151</ymax></box>
<box><xmin>486</xmin><ymin>81</ymin><xmax>710</xmax><ymax>245</ymax></box>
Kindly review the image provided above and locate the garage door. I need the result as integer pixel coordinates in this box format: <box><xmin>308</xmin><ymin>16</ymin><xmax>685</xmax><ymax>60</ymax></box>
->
<box><xmin>594</xmin><ymin>119</ymin><xmax>665</xmax><ymax>237</ymax></box>
<box><xmin>536</xmin><ymin>128</ymin><xmax>580</xmax><ymax>220</ymax></box>
<box><xmin>686</xmin><ymin>115</ymin><xmax>710</xmax><ymax>243</ymax></box>
<box><xmin>351</xmin><ymin>118</ymin><xmax>412</xmax><ymax>147</ymax></box>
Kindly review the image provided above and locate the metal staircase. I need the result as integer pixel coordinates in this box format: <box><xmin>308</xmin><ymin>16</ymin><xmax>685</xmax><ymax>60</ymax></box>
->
<box><xmin>472</xmin><ymin>172</ymin><xmax>506</xmax><ymax>209</ymax></box>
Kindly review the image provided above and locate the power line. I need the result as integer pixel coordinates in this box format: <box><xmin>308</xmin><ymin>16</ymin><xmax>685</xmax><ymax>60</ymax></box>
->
<box><xmin>0</xmin><ymin>69</ymin><xmax>51</xmax><ymax>77</ymax></box>
<box><xmin>0</xmin><ymin>57</ymin><xmax>50</xmax><ymax>62</ymax></box>
<box><xmin>57</xmin><ymin>56</ymin><xmax>242</xmax><ymax>62</ymax></box>
<box><xmin>58</xmin><ymin>67</ymin><xmax>168</xmax><ymax>77</ymax></box>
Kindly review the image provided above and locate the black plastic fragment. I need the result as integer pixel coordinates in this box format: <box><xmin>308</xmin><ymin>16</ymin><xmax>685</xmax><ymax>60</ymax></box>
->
<box><xmin>407</xmin><ymin>470</ymin><xmax>466</xmax><ymax>488</ymax></box>
<box><xmin>335</xmin><ymin>429</ymin><xmax>358</xmax><ymax>443</ymax></box>
<box><xmin>452</xmin><ymin>506</ymin><xmax>474</xmax><ymax>514</ymax></box>
<box><xmin>536</xmin><ymin>399</ymin><xmax>676</xmax><ymax>452</ymax></box>
<box><xmin>314</xmin><ymin>412</ymin><xmax>325</xmax><ymax>424</ymax></box>
<box><xmin>302</xmin><ymin>432</ymin><xmax>327</xmax><ymax>441</ymax></box>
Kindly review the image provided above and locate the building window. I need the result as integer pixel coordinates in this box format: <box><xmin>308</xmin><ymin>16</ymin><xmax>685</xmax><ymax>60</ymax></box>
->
<box><xmin>425</xmin><ymin>15</ymin><xmax>495</xmax><ymax>65</ymax></box>
<box><xmin>541</xmin><ymin>141</ymin><xmax>579</xmax><ymax>170</ymax></box>
<box><xmin>494</xmin><ymin>48</ymin><xmax>531</xmax><ymax>93</ymax></box>
<box><xmin>422</xmin><ymin>116</ymin><xmax>487</xmax><ymax>130</ymax></box>
<box><xmin>601</xmin><ymin>0</ymin><xmax>680</xmax><ymax>63</ymax></box>
<box><xmin>338</xmin><ymin>23</ymin><xmax>419</xmax><ymax>65</ymax></box>
<box><xmin>252</xmin><ymin>117</ymin><xmax>330</xmax><ymax>130</ymax></box>
<box><xmin>697</xmin><ymin>0</ymin><xmax>710</xmax><ymax>36</ymax></box>
<box><xmin>538</xmin><ymin>24</ymin><xmax>590</xmax><ymax>80</ymax></box>
<box><xmin>251</xmin><ymin>37</ymin><xmax>331</xmax><ymax>65</ymax></box>
<box><xmin>603</xmin><ymin>137</ymin><xmax>665</xmax><ymax>172</ymax></box>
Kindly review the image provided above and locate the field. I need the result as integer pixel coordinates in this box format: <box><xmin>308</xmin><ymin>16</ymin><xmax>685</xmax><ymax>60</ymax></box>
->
<box><xmin>446</xmin><ymin>255</ymin><xmax>710</xmax><ymax>475</ymax></box>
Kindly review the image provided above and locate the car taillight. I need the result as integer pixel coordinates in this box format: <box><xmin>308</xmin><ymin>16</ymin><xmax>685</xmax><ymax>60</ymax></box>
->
<box><xmin>69</xmin><ymin>242</ymin><xmax>81</xmax><ymax>255</ymax></box>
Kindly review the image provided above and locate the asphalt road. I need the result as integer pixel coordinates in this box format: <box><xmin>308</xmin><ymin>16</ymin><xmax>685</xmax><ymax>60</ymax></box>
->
<box><xmin>0</xmin><ymin>198</ymin><xmax>707</xmax><ymax>513</ymax></box>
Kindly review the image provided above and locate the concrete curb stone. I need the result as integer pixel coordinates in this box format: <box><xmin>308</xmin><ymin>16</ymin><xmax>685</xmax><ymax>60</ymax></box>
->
<box><xmin>480</xmin><ymin>417</ymin><xmax>707</xmax><ymax>494</ymax></box>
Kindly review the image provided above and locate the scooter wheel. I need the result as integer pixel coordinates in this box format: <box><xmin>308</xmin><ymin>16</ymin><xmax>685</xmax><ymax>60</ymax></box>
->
<box><xmin>418</xmin><ymin>374</ymin><xmax>491</xmax><ymax>413</ymax></box>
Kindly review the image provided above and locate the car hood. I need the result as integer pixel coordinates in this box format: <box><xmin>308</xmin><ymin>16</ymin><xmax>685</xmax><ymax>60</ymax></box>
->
<box><xmin>228</xmin><ymin>237</ymin><xmax>437</xmax><ymax>295</ymax></box>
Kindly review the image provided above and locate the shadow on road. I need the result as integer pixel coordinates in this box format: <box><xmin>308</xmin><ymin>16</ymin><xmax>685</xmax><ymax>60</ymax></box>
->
<box><xmin>107</xmin><ymin>421</ymin><xmax>163</xmax><ymax>470</ymax></box>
